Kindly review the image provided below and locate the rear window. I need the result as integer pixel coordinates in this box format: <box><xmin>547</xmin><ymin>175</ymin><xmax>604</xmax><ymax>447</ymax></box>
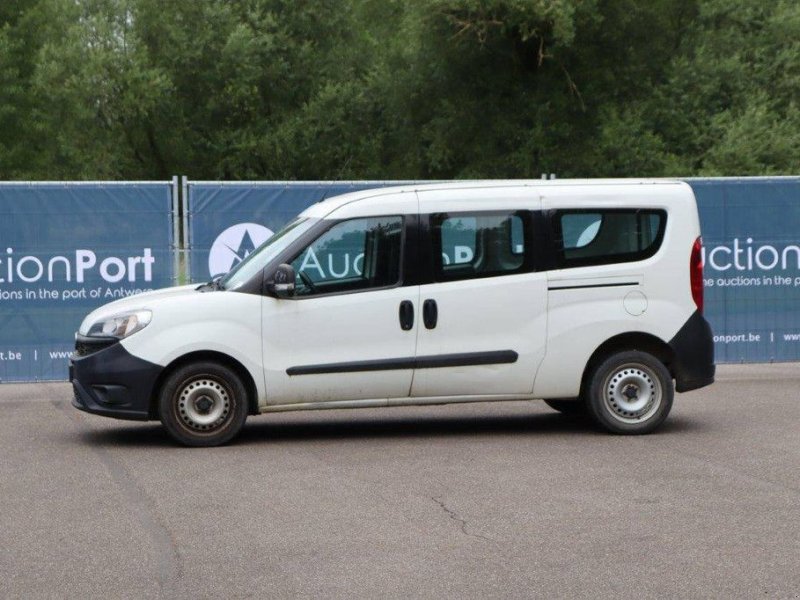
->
<box><xmin>555</xmin><ymin>209</ymin><xmax>666</xmax><ymax>267</ymax></box>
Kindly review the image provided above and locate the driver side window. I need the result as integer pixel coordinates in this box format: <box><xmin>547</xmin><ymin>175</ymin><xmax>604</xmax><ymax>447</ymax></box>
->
<box><xmin>290</xmin><ymin>216</ymin><xmax>403</xmax><ymax>297</ymax></box>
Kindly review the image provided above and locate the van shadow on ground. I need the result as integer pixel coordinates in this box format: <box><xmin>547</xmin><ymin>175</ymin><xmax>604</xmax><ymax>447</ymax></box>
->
<box><xmin>76</xmin><ymin>409</ymin><xmax>702</xmax><ymax>449</ymax></box>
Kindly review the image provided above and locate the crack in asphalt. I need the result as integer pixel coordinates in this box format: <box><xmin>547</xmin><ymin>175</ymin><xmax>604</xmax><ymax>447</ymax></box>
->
<box><xmin>431</xmin><ymin>496</ymin><xmax>492</xmax><ymax>542</ymax></box>
<box><xmin>51</xmin><ymin>400</ymin><xmax>182</xmax><ymax>597</ymax></box>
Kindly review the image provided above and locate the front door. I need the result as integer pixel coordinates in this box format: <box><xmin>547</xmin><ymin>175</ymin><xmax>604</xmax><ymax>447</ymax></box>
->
<box><xmin>262</xmin><ymin>214</ymin><xmax>419</xmax><ymax>405</ymax></box>
<box><xmin>411</xmin><ymin>190</ymin><xmax>548</xmax><ymax>398</ymax></box>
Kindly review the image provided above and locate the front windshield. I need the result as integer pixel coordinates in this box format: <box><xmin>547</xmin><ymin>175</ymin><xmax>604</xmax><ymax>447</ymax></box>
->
<box><xmin>220</xmin><ymin>217</ymin><xmax>317</xmax><ymax>290</ymax></box>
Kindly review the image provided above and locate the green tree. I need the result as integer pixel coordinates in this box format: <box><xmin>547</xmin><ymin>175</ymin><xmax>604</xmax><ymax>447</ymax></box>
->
<box><xmin>1</xmin><ymin>0</ymin><xmax>798</xmax><ymax>180</ymax></box>
<box><xmin>0</xmin><ymin>0</ymin><xmax>50</xmax><ymax>178</ymax></box>
<box><xmin>356</xmin><ymin>0</ymin><xmax>698</xmax><ymax>178</ymax></box>
<box><xmin>638</xmin><ymin>0</ymin><xmax>800</xmax><ymax>175</ymax></box>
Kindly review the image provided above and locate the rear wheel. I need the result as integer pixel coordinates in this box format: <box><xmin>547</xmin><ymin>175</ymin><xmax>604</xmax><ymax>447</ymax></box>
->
<box><xmin>158</xmin><ymin>361</ymin><xmax>248</xmax><ymax>447</ymax></box>
<box><xmin>585</xmin><ymin>351</ymin><xmax>673</xmax><ymax>434</ymax></box>
<box><xmin>544</xmin><ymin>398</ymin><xmax>587</xmax><ymax>416</ymax></box>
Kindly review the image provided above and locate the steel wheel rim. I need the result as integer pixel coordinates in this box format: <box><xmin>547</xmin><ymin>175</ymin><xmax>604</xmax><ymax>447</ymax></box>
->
<box><xmin>175</xmin><ymin>376</ymin><xmax>232</xmax><ymax>433</ymax></box>
<box><xmin>602</xmin><ymin>362</ymin><xmax>662</xmax><ymax>424</ymax></box>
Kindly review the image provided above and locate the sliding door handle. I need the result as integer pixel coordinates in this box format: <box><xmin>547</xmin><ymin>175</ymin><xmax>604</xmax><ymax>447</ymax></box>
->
<box><xmin>423</xmin><ymin>299</ymin><xmax>438</xmax><ymax>329</ymax></box>
<box><xmin>399</xmin><ymin>300</ymin><xmax>414</xmax><ymax>330</ymax></box>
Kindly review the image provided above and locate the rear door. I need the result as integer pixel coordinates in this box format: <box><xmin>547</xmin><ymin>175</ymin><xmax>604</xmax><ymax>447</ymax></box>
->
<box><xmin>410</xmin><ymin>188</ymin><xmax>548</xmax><ymax>398</ymax></box>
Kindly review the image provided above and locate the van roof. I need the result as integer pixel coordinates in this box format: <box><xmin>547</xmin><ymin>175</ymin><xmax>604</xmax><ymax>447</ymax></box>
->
<box><xmin>301</xmin><ymin>179</ymin><xmax>690</xmax><ymax>219</ymax></box>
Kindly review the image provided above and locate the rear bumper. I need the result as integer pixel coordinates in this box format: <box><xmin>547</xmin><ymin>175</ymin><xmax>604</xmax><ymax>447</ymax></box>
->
<box><xmin>673</xmin><ymin>373</ymin><xmax>715</xmax><ymax>393</ymax></box>
<box><xmin>669</xmin><ymin>311</ymin><xmax>715</xmax><ymax>393</ymax></box>
<box><xmin>70</xmin><ymin>340</ymin><xmax>163</xmax><ymax>421</ymax></box>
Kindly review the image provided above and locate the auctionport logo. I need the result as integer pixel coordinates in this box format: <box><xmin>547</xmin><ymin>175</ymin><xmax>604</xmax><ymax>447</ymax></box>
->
<box><xmin>208</xmin><ymin>223</ymin><xmax>273</xmax><ymax>278</ymax></box>
<box><xmin>702</xmin><ymin>238</ymin><xmax>800</xmax><ymax>272</ymax></box>
<box><xmin>0</xmin><ymin>247</ymin><xmax>155</xmax><ymax>284</ymax></box>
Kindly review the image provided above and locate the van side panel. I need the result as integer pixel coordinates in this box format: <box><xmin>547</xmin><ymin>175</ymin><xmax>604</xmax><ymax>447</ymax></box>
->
<box><xmin>534</xmin><ymin>290</ymin><xmax>693</xmax><ymax>398</ymax></box>
<box><xmin>533</xmin><ymin>182</ymin><xmax>707</xmax><ymax>399</ymax></box>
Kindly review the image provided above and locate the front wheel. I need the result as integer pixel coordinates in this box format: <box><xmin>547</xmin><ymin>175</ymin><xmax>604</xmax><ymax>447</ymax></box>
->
<box><xmin>158</xmin><ymin>361</ymin><xmax>248</xmax><ymax>447</ymax></box>
<box><xmin>585</xmin><ymin>351</ymin><xmax>673</xmax><ymax>435</ymax></box>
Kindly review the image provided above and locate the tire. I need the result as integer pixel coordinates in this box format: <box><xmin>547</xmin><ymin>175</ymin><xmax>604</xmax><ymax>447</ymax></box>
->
<box><xmin>585</xmin><ymin>350</ymin><xmax>673</xmax><ymax>435</ymax></box>
<box><xmin>544</xmin><ymin>398</ymin><xmax>587</xmax><ymax>416</ymax></box>
<box><xmin>158</xmin><ymin>361</ymin><xmax>248</xmax><ymax>447</ymax></box>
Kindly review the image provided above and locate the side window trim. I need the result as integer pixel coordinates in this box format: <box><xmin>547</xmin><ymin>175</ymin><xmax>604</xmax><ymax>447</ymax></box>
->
<box><xmin>402</xmin><ymin>213</ymin><xmax>427</xmax><ymax>287</ymax></box>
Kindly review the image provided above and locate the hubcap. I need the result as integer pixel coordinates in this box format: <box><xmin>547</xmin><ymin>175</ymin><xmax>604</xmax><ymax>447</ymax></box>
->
<box><xmin>176</xmin><ymin>377</ymin><xmax>231</xmax><ymax>432</ymax></box>
<box><xmin>602</xmin><ymin>363</ymin><xmax>662</xmax><ymax>424</ymax></box>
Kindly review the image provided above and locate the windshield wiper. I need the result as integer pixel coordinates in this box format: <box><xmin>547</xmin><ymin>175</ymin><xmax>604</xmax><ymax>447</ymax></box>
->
<box><xmin>197</xmin><ymin>274</ymin><xmax>225</xmax><ymax>292</ymax></box>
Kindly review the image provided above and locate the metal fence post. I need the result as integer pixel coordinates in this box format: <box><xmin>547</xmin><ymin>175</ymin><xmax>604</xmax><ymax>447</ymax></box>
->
<box><xmin>181</xmin><ymin>176</ymin><xmax>191</xmax><ymax>282</ymax></box>
<box><xmin>171</xmin><ymin>175</ymin><xmax>180</xmax><ymax>284</ymax></box>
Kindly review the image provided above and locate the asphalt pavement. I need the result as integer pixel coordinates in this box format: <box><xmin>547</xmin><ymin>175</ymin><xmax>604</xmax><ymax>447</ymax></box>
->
<box><xmin>1</xmin><ymin>364</ymin><xmax>799</xmax><ymax>599</ymax></box>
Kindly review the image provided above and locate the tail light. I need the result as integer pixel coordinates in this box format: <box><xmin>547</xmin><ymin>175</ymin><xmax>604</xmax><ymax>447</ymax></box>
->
<box><xmin>690</xmin><ymin>237</ymin><xmax>704</xmax><ymax>313</ymax></box>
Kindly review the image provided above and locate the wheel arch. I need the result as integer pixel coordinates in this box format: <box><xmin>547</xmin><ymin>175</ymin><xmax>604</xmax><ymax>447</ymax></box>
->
<box><xmin>579</xmin><ymin>332</ymin><xmax>675</xmax><ymax>399</ymax></box>
<box><xmin>149</xmin><ymin>350</ymin><xmax>260</xmax><ymax>419</ymax></box>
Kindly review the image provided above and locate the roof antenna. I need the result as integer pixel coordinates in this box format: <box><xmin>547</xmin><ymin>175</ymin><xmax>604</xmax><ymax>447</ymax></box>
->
<box><xmin>318</xmin><ymin>155</ymin><xmax>354</xmax><ymax>203</ymax></box>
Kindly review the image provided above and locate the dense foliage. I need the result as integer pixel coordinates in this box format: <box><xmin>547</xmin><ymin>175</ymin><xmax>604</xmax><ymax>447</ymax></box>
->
<box><xmin>1</xmin><ymin>0</ymin><xmax>798</xmax><ymax>180</ymax></box>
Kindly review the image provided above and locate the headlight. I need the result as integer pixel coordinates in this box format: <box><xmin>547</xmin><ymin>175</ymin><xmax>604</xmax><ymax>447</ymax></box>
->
<box><xmin>86</xmin><ymin>310</ymin><xmax>152</xmax><ymax>339</ymax></box>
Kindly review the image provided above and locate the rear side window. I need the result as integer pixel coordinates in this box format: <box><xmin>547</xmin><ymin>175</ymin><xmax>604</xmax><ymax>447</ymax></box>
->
<box><xmin>432</xmin><ymin>211</ymin><xmax>530</xmax><ymax>281</ymax></box>
<box><xmin>555</xmin><ymin>209</ymin><xmax>666</xmax><ymax>267</ymax></box>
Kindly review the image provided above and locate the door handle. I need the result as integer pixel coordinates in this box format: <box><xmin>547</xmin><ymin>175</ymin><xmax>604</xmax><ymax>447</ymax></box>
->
<box><xmin>423</xmin><ymin>299</ymin><xmax>438</xmax><ymax>329</ymax></box>
<box><xmin>399</xmin><ymin>300</ymin><xmax>414</xmax><ymax>330</ymax></box>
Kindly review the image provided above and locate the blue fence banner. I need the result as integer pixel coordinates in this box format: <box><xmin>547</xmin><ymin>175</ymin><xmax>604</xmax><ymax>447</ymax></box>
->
<box><xmin>691</xmin><ymin>177</ymin><xmax>800</xmax><ymax>363</ymax></box>
<box><xmin>0</xmin><ymin>182</ymin><xmax>175</xmax><ymax>382</ymax></box>
<box><xmin>4</xmin><ymin>176</ymin><xmax>795</xmax><ymax>384</ymax></box>
<box><xmin>185</xmin><ymin>181</ymin><xmax>413</xmax><ymax>283</ymax></box>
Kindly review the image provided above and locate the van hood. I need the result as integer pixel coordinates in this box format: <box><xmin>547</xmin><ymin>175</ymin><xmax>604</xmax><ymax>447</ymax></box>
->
<box><xmin>77</xmin><ymin>284</ymin><xmax>200</xmax><ymax>335</ymax></box>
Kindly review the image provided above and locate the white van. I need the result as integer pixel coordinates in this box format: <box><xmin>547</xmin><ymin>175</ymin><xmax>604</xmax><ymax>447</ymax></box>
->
<box><xmin>71</xmin><ymin>180</ymin><xmax>714</xmax><ymax>446</ymax></box>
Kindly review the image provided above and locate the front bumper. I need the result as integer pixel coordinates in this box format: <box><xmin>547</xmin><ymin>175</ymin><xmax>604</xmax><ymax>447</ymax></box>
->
<box><xmin>70</xmin><ymin>338</ymin><xmax>163</xmax><ymax>421</ymax></box>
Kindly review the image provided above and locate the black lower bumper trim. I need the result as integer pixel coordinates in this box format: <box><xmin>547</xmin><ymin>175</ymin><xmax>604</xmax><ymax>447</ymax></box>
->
<box><xmin>675</xmin><ymin>375</ymin><xmax>715</xmax><ymax>393</ymax></box>
<box><xmin>669</xmin><ymin>311</ymin><xmax>715</xmax><ymax>393</ymax></box>
<box><xmin>70</xmin><ymin>340</ymin><xmax>163</xmax><ymax>421</ymax></box>
<box><xmin>72</xmin><ymin>380</ymin><xmax>149</xmax><ymax>421</ymax></box>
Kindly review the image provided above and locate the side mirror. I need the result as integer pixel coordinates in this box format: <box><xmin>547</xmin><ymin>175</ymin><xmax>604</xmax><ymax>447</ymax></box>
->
<box><xmin>268</xmin><ymin>263</ymin><xmax>296</xmax><ymax>298</ymax></box>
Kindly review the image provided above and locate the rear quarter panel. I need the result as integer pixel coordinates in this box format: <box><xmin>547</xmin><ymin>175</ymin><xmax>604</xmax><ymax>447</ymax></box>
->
<box><xmin>533</xmin><ymin>182</ymin><xmax>700</xmax><ymax>398</ymax></box>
